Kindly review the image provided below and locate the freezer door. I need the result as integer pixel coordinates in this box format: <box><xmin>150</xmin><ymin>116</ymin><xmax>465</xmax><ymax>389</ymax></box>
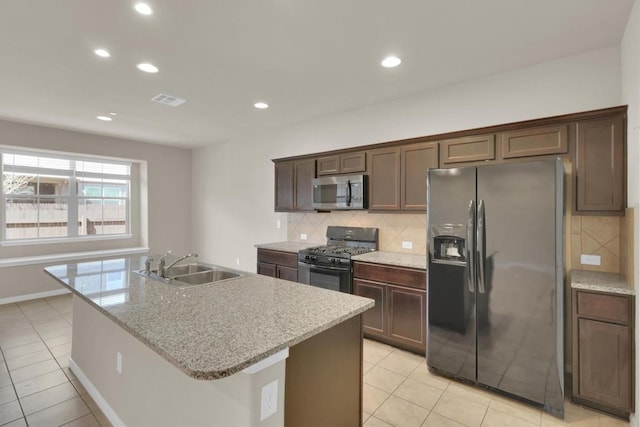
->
<box><xmin>476</xmin><ymin>159</ymin><xmax>563</xmax><ymax>414</ymax></box>
<box><xmin>427</xmin><ymin>166</ymin><xmax>477</xmax><ymax>382</ymax></box>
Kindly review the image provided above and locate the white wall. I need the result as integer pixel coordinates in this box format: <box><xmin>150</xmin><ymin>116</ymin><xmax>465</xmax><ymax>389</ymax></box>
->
<box><xmin>192</xmin><ymin>46</ymin><xmax>622</xmax><ymax>272</ymax></box>
<box><xmin>0</xmin><ymin>120</ymin><xmax>192</xmax><ymax>300</ymax></box>
<box><xmin>622</xmin><ymin>0</ymin><xmax>640</xmax><ymax>424</ymax></box>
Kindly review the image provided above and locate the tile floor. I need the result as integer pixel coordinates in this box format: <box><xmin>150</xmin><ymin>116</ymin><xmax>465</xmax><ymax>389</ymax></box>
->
<box><xmin>362</xmin><ymin>339</ymin><xmax>630</xmax><ymax>427</ymax></box>
<box><xmin>0</xmin><ymin>294</ymin><xmax>110</xmax><ymax>427</ymax></box>
<box><xmin>0</xmin><ymin>293</ymin><xmax>631</xmax><ymax>427</ymax></box>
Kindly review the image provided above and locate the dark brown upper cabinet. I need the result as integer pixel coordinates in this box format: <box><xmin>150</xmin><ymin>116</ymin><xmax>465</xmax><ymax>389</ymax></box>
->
<box><xmin>316</xmin><ymin>152</ymin><xmax>366</xmax><ymax>176</ymax></box>
<box><xmin>274</xmin><ymin>160</ymin><xmax>294</xmax><ymax>211</ymax></box>
<box><xmin>368</xmin><ymin>147</ymin><xmax>401</xmax><ymax>210</ymax></box>
<box><xmin>273</xmin><ymin>106</ymin><xmax>626</xmax><ymax>216</ymax></box>
<box><xmin>501</xmin><ymin>124</ymin><xmax>568</xmax><ymax>159</ymax></box>
<box><xmin>440</xmin><ymin>134</ymin><xmax>496</xmax><ymax>165</ymax></box>
<box><xmin>401</xmin><ymin>141</ymin><xmax>439</xmax><ymax>211</ymax></box>
<box><xmin>274</xmin><ymin>159</ymin><xmax>316</xmax><ymax>212</ymax></box>
<box><xmin>293</xmin><ymin>158</ymin><xmax>316</xmax><ymax>211</ymax></box>
<box><xmin>574</xmin><ymin>114</ymin><xmax>625</xmax><ymax>214</ymax></box>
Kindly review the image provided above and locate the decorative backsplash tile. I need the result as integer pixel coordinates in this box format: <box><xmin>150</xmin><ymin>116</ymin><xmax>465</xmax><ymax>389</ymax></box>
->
<box><xmin>571</xmin><ymin>215</ymin><xmax>621</xmax><ymax>273</ymax></box>
<box><xmin>287</xmin><ymin>211</ymin><xmax>427</xmax><ymax>254</ymax></box>
<box><xmin>289</xmin><ymin>211</ymin><xmax>627</xmax><ymax>271</ymax></box>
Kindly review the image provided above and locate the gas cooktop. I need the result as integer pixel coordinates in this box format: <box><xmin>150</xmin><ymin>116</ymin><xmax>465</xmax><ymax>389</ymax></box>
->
<box><xmin>301</xmin><ymin>245</ymin><xmax>374</xmax><ymax>258</ymax></box>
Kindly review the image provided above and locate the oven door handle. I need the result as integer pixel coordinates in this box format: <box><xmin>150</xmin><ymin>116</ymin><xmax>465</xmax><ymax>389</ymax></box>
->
<box><xmin>300</xmin><ymin>263</ymin><xmax>348</xmax><ymax>272</ymax></box>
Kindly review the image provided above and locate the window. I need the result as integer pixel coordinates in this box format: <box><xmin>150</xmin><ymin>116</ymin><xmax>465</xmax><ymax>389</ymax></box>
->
<box><xmin>1</xmin><ymin>149</ymin><xmax>131</xmax><ymax>243</ymax></box>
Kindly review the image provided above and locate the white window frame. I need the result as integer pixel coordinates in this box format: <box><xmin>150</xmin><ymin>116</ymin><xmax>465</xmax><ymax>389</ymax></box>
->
<box><xmin>1</xmin><ymin>148</ymin><xmax>132</xmax><ymax>246</ymax></box>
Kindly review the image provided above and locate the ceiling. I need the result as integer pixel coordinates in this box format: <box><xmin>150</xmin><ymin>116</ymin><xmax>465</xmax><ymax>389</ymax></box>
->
<box><xmin>0</xmin><ymin>1</ymin><xmax>634</xmax><ymax>149</ymax></box>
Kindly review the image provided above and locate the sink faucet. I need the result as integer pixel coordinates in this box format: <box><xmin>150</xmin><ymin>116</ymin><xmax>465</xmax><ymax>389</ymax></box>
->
<box><xmin>158</xmin><ymin>251</ymin><xmax>198</xmax><ymax>278</ymax></box>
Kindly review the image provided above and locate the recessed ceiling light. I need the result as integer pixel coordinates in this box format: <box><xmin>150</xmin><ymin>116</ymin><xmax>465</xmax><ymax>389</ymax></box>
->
<box><xmin>94</xmin><ymin>49</ymin><xmax>111</xmax><ymax>58</ymax></box>
<box><xmin>134</xmin><ymin>2</ymin><xmax>153</xmax><ymax>15</ymax></box>
<box><xmin>109</xmin><ymin>112</ymin><xmax>118</xmax><ymax>116</ymax></box>
<box><xmin>137</xmin><ymin>63</ymin><xmax>159</xmax><ymax>73</ymax></box>
<box><xmin>97</xmin><ymin>116</ymin><xmax>113</xmax><ymax>121</ymax></box>
<box><xmin>254</xmin><ymin>102</ymin><xmax>269</xmax><ymax>109</ymax></box>
<box><xmin>381</xmin><ymin>56</ymin><xmax>402</xmax><ymax>68</ymax></box>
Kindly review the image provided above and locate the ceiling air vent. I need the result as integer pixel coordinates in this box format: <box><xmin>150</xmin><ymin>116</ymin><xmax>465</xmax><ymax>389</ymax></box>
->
<box><xmin>150</xmin><ymin>94</ymin><xmax>186</xmax><ymax>107</ymax></box>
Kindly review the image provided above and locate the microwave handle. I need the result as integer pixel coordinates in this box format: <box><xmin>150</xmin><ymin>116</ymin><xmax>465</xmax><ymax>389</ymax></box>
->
<box><xmin>346</xmin><ymin>179</ymin><xmax>352</xmax><ymax>207</ymax></box>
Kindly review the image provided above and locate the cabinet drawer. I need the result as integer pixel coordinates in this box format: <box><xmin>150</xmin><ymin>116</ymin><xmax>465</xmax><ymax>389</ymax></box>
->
<box><xmin>576</xmin><ymin>291</ymin><xmax>631</xmax><ymax>324</ymax></box>
<box><xmin>257</xmin><ymin>249</ymin><xmax>298</xmax><ymax>269</ymax></box>
<box><xmin>501</xmin><ymin>124</ymin><xmax>568</xmax><ymax>159</ymax></box>
<box><xmin>316</xmin><ymin>156</ymin><xmax>340</xmax><ymax>176</ymax></box>
<box><xmin>340</xmin><ymin>152</ymin><xmax>366</xmax><ymax>173</ymax></box>
<box><xmin>440</xmin><ymin>134</ymin><xmax>495</xmax><ymax>164</ymax></box>
<box><xmin>353</xmin><ymin>262</ymin><xmax>426</xmax><ymax>289</ymax></box>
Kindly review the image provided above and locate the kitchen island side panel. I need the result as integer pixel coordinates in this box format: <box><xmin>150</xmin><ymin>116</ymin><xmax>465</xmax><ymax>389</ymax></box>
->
<box><xmin>70</xmin><ymin>296</ymin><xmax>285</xmax><ymax>427</ymax></box>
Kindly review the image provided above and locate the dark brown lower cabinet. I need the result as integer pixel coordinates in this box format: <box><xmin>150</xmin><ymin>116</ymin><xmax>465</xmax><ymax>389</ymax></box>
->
<box><xmin>572</xmin><ymin>289</ymin><xmax>634</xmax><ymax>418</ymax></box>
<box><xmin>257</xmin><ymin>249</ymin><xmax>298</xmax><ymax>282</ymax></box>
<box><xmin>354</xmin><ymin>279</ymin><xmax>386</xmax><ymax>336</ymax></box>
<box><xmin>353</xmin><ymin>262</ymin><xmax>426</xmax><ymax>354</ymax></box>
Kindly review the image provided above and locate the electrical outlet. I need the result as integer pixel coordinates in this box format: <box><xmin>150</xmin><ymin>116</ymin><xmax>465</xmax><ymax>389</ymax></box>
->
<box><xmin>236</xmin><ymin>258</ymin><xmax>240</xmax><ymax>266</ymax></box>
<box><xmin>116</xmin><ymin>352</ymin><xmax>122</xmax><ymax>374</ymax></box>
<box><xmin>402</xmin><ymin>241</ymin><xmax>413</xmax><ymax>249</ymax></box>
<box><xmin>276</xmin><ymin>220</ymin><xmax>281</xmax><ymax>229</ymax></box>
<box><xmin>300</xmin><ymin>233</ymin><xmax>307</xmax><ymax>240</ymax></box>
<box><xmin>260</xmin><ymin>380</ymin><xmax>278</xmax><ymax>421</ymax></box>
<box><xmin>580</xmin><ymin>254</ymin><xmax>601</xmax><ymax>266</ymax></box>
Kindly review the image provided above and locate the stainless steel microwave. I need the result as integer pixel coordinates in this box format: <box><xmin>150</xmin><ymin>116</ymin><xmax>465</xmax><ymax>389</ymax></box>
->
<box><xmin>312</xmin><ymin>174</ymin><xmax>368</xmax><ymax>210</ymax></box>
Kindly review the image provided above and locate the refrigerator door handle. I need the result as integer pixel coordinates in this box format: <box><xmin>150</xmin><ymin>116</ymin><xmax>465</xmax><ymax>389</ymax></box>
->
<box><xmin>477</xmin><ymin>200</ymin><xmax>486</xmax><ymax>294</ymax></box>
<box><xmin>466</xmin><ymin>200</ymin><xmax>475</xmax><ymax>293</ymax></box>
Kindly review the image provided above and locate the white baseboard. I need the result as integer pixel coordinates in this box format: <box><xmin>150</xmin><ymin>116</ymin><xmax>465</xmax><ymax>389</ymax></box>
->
<box><xmin>0</xmin><ymin>288</ymin><xmax>70</xmax><ymax>305</ymax></box>
<box><xmin>69</xmin><ymin>358</ymin><xmax>126</xmax><ymax>427</ymax></box>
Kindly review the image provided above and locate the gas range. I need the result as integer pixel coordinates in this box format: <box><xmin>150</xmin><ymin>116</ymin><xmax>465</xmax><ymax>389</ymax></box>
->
<box><xmin>297</xmin><ymin>226</ymin><xmax>379</xmax><ymax>293</ymax></box>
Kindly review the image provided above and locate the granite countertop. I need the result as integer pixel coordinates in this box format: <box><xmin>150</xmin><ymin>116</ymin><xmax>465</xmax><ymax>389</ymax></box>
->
<box><xmin>255</xmin><ymin>241</ymin><xmax>316</xmax><ymax>253</ymax></box>
<box><xmin>44</xmin><ymin>256</ymin><xmax>373</xmax><ymax>380</ymax></box>
<box><xmin>570</xmin><ymin>269</ymin><xmax>635</xmax><ymax>296</ymax></box>
<box><xmin>352</xmin><ymin>251</ymin><xmax>427</xmax><ymax>270</ymax></box>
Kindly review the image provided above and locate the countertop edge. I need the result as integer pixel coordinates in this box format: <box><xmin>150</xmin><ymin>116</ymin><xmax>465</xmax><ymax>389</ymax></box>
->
<box><xmin>352</xmin><ymin>251</ymin><xmax>427</xmax><ymax>270</ymax></box>
<box><xmin>569</xmin><ymin>269</ymin><xmax>635</xmax><ymax>296</ymax></box>
<box><xmin>254</xmin><ymin>241</ymin><xmax>316</xmax><ymax>254</ymax></box>
<box><xmin>570</xmin><ymin>282</ymin><xmax>636</xmax><ymax>296</ymax></box>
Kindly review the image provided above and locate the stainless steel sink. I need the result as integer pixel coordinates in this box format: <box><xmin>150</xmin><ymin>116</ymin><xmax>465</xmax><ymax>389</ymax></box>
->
<box><xmin>172</xmin><ymin>269</ymin><xmax>242</xmax><ymax>285</ymax></box>
<box><xmin>163</xmin><ymin>263</ymin><xmax>212</xmax><ymax>277</ymax></box>
<box><xmin>133</xmin><ymin>262</ymin><xmax>244</xmax><ymax>287</ymax></box>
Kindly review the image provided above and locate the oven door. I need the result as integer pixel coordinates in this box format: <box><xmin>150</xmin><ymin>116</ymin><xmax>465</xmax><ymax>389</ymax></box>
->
<box><xmin>298</xmin><ymin>262</ymin><xmax>352</xmax><ymax>293</ymax></box>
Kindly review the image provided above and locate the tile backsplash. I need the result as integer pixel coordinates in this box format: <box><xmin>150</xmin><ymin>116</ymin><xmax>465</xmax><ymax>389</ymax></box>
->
<box><xmin>570</xmin><ymin>215</ymin><xmax>621</xmax><ymax>273</ymax></box>
<box><xmin>288</xmin><ymin>211</ymin><xmax>427</xmax><ymax>254</ymax></box>
<box><xmin>288</xmin><ymin>211</ymin><xmax>628</xmax><ymax>273</ymax></box>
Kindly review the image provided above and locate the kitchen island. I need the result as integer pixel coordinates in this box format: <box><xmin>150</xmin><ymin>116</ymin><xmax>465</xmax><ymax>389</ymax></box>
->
<box><xmin>45</xmin><ymin>256</ymin><xmax>373</xmax><ymax>427</ymax></box>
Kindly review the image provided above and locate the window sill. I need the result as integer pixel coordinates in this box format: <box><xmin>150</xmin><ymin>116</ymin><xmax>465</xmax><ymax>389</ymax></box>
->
<box><xmin>0</xmin><ymin>234</ymin><xmax>134</xmax><ymax>247</ymax></box>
<box><xmin>0</xmin><ymin>247</ymin><xmax>149</xmax><ymax>268</ymax></box>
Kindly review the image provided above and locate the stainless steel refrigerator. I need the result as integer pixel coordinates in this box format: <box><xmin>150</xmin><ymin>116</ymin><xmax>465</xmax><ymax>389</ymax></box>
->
<box><xmin>426</xmin><ymin>158</ymin><xmax>564</xmax><ymax>417</ymax></box>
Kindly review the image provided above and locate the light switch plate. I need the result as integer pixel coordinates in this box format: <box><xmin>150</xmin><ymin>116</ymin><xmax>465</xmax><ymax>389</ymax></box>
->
<box><xmin>402</xmin><ymin>241</ymin><xmax>413</xmax><ymax>249</ymax></box>
<box><xmin>580</xmin><ymin>254</ymin><xmax>601</xmax><ymax>266</ymax></box>
<box><xmin>300</xmin><ymin>233</ymin><xmax>307</xmax><ymax>240</ymax></box>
